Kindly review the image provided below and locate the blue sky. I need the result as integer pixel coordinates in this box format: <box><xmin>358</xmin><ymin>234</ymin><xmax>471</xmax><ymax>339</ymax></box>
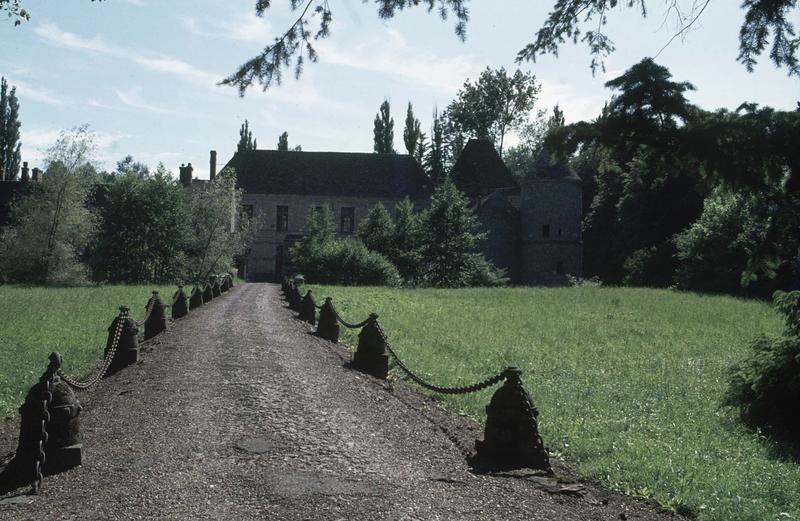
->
<box><xmin>1</xmin><ymin>0</ymin><xmax>798</xmax><ymax>178</ymax></box>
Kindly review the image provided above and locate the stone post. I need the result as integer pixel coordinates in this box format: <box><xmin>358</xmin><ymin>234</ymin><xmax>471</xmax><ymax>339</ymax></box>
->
<box><xmin>299</xmin><ymin>290</ymin><xmax>317</xmax><ymax>325</ymax></box>
<box><xmin>220</xmin><ymin>275</ymin><xmax>230</xmax><ymax>292</ymax></box>
<box><xmin>107</xmin><ymin>307</ymin><xmax>139</xmax><ymax>374</ymax></box>
<box><xmin>290</xmin><ymin>284</ymin><xmax>303</xmax><ymax>312</ymax></box>
<box><xmin>473</xmin><ymin>367</ymin><xmax>552</xmax><ymax>473</ymax></box>
<box><xmin>15</xmin><ymin>353</ymin><xmax>82</xmax><ymax>479</ymax></box>
<box><xmin>189</xmin><ymin>286</ymin><xmax>204</xmax><ymax>310</ymax></box>
<box><xmin>143</xmin><ymin>291</ymin><xmax>167</xmax><ymax>340</ymax></box>
<box><xmin>211</xmin><ymin>275</ymin><xmax>222</xmax><ymax>298</ymax></box>
<box><xmin>316</xmin><ymin>298</ymin><xmax>339</xmax><ymax>343</ymax></box>
<box><xmin>353</xmin><ymin>314</ymin><xmax>389</xmax><ymax>379</ymax></box>
<box><xmin>203</xmin><ymin>282</ymin><xmax>214</xmax><ymax>302</ymax></box>
<box><xmin>171</xmin><ymin>286</ymin><xmax>189</xmax><ymax>319</ymax></box>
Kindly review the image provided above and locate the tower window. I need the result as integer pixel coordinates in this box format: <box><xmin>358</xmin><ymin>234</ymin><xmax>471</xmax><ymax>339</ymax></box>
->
<box><xmin>542</xmin><ymin>224</ymin><xmax>551</xmax><ymax>239</ymax></box>
<box><xmin>340</xmin><ymin>207</ymin><xmax>355</xmax><ymax>234</ymax></box>
<box><xmin>556</xmin><ymin>260</ymin><xmax>565</xmax><ymax>275</ymax></box>
<box><xmin>276</xmin><ymin>205</ymin><xmax>289</xmax><ymax>231</ymax></box>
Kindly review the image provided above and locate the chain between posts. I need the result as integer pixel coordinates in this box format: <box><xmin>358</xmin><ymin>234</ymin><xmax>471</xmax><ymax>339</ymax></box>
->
<box><xmin>330</xmin><ymin>301</ymin><xmax>372</xmax><ymax>329</ymax></box>
<box><xmin>31</xmin><ymin>378</ymin><xmax>52</xmax><ymax>494</ymax></box>
<box><xmin>58</xmin><ymin>309</ymin><xmax>127</xmax><ymax>391</ymax></box>
<box><xmin>135</xmin><ymin>295</ymin><xmax>157</xmax><ymax>326</ymax></box>
<box><xmin>374</xmin><ymin>320</ymin><xmax>508</xmax><ymax>395</ymax></box>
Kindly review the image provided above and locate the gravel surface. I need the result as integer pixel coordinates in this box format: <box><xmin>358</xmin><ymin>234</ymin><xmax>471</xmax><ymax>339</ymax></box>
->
<box><xmin>0</xmin><ymin>283</ymin><xmax>682</xmax><ymax>520</ymax></box>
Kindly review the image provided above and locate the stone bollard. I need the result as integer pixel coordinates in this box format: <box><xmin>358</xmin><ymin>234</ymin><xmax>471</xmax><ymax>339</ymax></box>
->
<box><xmin>229</xmin><ymin>272</ymin><xmax>236</xmax><ymax>286</ymax></box>
<box><xmin>171</xmin><ymin>286</ymin><xmax>189</xmax><ymax>319</ymax></box>
<box><xmin>16</xmin><ymin>353</ymin><xmax>83</xmax><ymax>481</ymax></box>
<box><xmin>353</xmin><ymin>314</ymin><xmax>389</xmax><ymax>379</ymax></box>
<box><xmin>299</xmin><ymin>290</ymin><xmax>317</xmax><ymax>326</ymax></box>
<box><xmin>143</xmin><ymin>291</ymin><xmax>167</xmax><ymax>340</ymax></box>
<box><xmin>106</xmin><ymin>306</ymin><xmax>140</xmax><ymax>373</ymax></box>
<box><xmin>203</xmin><ymin>282</ymin><xmax>214</xmax><ymax>302</ymax></box>
<box><xmin>281</xmin><ymin>277</ymin><xmax>289</xmax><ymax>295</ymax></box>
<box><xmin>189</xmin><ymin>286</ymin><xmax>204</xmax><ymax>310</ymax></box>
<box><xmin>211</xmin><ymin>276</ymin><xmax>222</xmax><ymax>298</ymax></box>
<box><xmin>220</xmin><ymin>275</ymin><xmax>230</xmax><ymax>292</ymax></box>
<box><xmin>316</xmin><ymin>298</ymin><xmax>340</xmax><ymax>343</ymax></box>
<box><xmin>472</xmin><ymin>367</ymin><xmax>552</xmax><ymax>473</ymax></box>
<box><xmin>292</xmin><ymin>284</ymin><xmax>303</xmax><ymax>312</ymax></box>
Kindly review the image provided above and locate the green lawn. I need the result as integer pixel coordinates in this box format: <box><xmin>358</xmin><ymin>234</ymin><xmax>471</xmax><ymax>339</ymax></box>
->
<box><xmin>308</xmin><ymin>285</ymin><xmax>796</xmax><ymax>521</ymax></box>
<box><xmin>0</xmin><ymin>284</ymin><xmax>177</xmax><ymax>417</ymax></box>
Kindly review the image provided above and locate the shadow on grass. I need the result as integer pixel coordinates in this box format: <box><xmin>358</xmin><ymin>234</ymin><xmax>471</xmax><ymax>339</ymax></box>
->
<box><xmin>720</xmin><ymin>410</ymin><xmax>800</xmax><ymax>463</ymax></box>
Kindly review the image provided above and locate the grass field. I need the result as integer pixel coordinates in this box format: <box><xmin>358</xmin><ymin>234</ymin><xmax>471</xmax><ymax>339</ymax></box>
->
<box><xmin>0</xmin><ymin>284</ymin><xmax>177</xmax><ymax>417</ymax></box>
<box><xmin>309</xmin><ymin>285</ymin><xmax>796</xmax><ymax>521</ymax></box>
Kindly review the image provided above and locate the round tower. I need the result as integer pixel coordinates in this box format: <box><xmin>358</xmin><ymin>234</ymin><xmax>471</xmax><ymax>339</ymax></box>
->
<box><xmin>520</xmin><ymin>152</ymin><xmax>582</xmax><ymax>285</ymax></box>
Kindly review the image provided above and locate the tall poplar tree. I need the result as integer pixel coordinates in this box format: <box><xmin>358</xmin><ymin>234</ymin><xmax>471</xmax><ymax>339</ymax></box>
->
<box><xmin>373</xmin><ymin>100</ymin><xmax>395</xmax><ymax>154</ymax></box>
<box><xmin>425</xmin><ymin>109</ymin><xmax>446</xmax><ymax>184</ymax></box>
<box><xmin>0</xmin><ymin>77</ymin><xmax>22</xmax><ymax>181</ymax></box>
<box><xmin>277</xmin><ymin>131</ymin><xmax>289</xmax><ymax>151</ymax></box>
<box><xmin>237</xmin><ymin>120</ymin><xmax>256</xmax><ymax>152</ymax></box>
<box><xmin>403</xmin><ymin>102</ymin><xmax>422</xmax><ymax>156</ymax></box>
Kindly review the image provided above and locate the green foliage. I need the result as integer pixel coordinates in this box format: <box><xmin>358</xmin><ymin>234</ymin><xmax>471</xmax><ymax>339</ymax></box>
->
<box><xmin>445</xmin><ymin>67</ymin><xmax>540</xmax><ymax>156</ymax></box>
<box><xmin>311</xmin><ymin>285</ymin><xmax>794</xmax><ymax>521</ymax></box>
<box><xmin>357</xmin><ymin>203</ymin><xmax>395</xmax><ymax>258</ymax></box>
<box><xmin>674</xmin><ymin>189</ymin><xmax>769</xmax><ymax>295</ymax></box>
<box><xmin>419</xmin><ymin>178</ymin><xmax>490</xmax><ymax>287</ymax></box>
<box><xmin>277</xmin><ymin>131</ymin><xmax>289</xmax><ymax>151</ymax></box>
<box><xmin>726</xmin><ymin>291</ymin><xmax>800</xmax><ymax>438</ymax></box>
<box><xmin>402</xmin><ymin>102</ymin><xmax>422</xmax><ymax>157</ymax></box>
<box><xmin>0</xmin><ymin>76</ymin><xmax>22</xmax><ymax>181</ymax></box>
<box><xmin>0</xmin><ymin>127</ymin><xmax>100</xmax><ymax>285</ymax></box>
<box><xmin>373</xmin><ymin>99</ymin><xmax>395</xmax><ymax>154</ymax></box>
<box><xmin>115</xmin><ymin>154</ymin><xmax>149</xmax><ymax>178</ymax></box>
<box><xmin>392</xmin><ymin>197</ymin><xmax>424</xmax><ymax>282</ymax></box>
<box><xmin>92</xmin><ymin>163</ymin><xmax>191</xmax><ymax>283</ymax></box>
<box><xmin>425</xmin><ymin>108</ymin><xmax>446</xmax><ymax>184</ymax></box>
<box><xmin>186</xmin><ymin>168</ymin><xmax>255</xmax><ymax>283</ymax></box>
<box><xmin>291</xmin><ymin>205</ymin><xmax>336</xmax><ymax>264</ymax></box>
<box><xmin>238</xmin><ymin>119</ymin><xmax>256</xmax><ymax>152</ymax></box>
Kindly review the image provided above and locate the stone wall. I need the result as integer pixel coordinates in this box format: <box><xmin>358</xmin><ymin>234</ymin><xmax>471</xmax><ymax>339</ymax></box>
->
<box><xmin>475</xmin><ymin>193</ymin><xmax>520</xmax><ymax>283</ymax></box>
<box><xmin>241</xmin><ymin>193</ymin><xmax>429</xmax><ymax>281</ymax></box>
<box><xmin>519</xmin><ymin>179</ymin><xmax>583</xmax><ymax>285</ymax></box>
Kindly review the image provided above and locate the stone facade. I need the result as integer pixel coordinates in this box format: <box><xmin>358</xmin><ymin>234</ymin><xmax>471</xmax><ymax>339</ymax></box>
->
<box><xmin>241</xmin><ymin>193</ymin><xmax>428</xmax><ymax>281</ymax></box>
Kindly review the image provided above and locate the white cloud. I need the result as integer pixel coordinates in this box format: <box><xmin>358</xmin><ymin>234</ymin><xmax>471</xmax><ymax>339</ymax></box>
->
<box><xmin>316</xmin><ymin>28</ymin><xmax>480</xmax><ymax>92</ymax></box>
<box><xmin>34</xmin><ymin>22</ymin><xmax>122</xmax><ymax>55</ymax></box>
<box><xmin>20</xmin><ymin>127</ymin><xmax>130</xmax><ymax>169</ymax></box>
<box><xmin>125</xmin><ymin>0</ymin><xmax>146</xmax><ymax>6</ymax></box>
<box><xmin>132</xmin><ymin>56</ymin><xmax>221</xmax><ymax>88</ymax></box>
<box><xmin>114</xmin><ymin>88</ymin><xmax>178</xmax><ymax>115</ymax></box>
<box><xmin>6</xmin><ymin>77</ymin><xmax>65</xmax><ymax>105</ymax></box>
<box><xmin>181</xmin><ymin>12</ymin><xmax>273</xmax><ymax>43</ymax></box>
<box><xmin>538</xmin><ymin>80</ymin><xmax>605</xmax><ymax>123</ymax></box>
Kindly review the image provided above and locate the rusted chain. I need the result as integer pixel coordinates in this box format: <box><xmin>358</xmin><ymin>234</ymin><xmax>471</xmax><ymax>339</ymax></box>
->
<box><xmin>330</xmin><ymin>302</ymin><xmax>371</xmax><ymax>329</ymax></box>
<box><xmin>58</xmin><ymin>309</ymin><xmax>126</xmax><ymax>391</ymax></box>
<box><xmin>375</xmin><ymin>321</ymin><xmax>508</xmax><ymax>395</ymax></box>
<box><xmin>31</xmin><ymin>378</ymin><xmax>52</xmax><ymax>494</ymax></box>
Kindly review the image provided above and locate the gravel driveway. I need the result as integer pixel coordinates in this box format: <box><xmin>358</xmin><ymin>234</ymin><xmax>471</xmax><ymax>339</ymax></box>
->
<box><xmin>0</xmin><ymin>283</ymin><xmax>681</xmax><ymax>520</ymax></box>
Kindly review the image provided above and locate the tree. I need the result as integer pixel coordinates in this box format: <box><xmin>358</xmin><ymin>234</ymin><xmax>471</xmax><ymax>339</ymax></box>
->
<box><xmin>445</xmin><ymin>67</ymin><xmax>540</xmax><ymax>157</ymax></box>
<box><xmin>392</xmin><ymin>197</ymin><xmax>423</xmax><ymax>282</ymax></box>
<box><xmin>373</xmin><ymin>100</ymin><xmax>395</xmax><ymax>154</ymax></box>
<box><xmin>357</xmin><ymin>203</ymin><xmax>395</xmax><ymax>258</ymax></box>
<box><xmin>92</xmin><ymin>164</ymin><xmax>192</xmax><ymax>283</ymax></box>
<box><xmin>289</xmin><ymin>205</ymin><xmax>336</xmax><ymax>270</ymax></box>
<box><xmin>0</xmin><ymin>77</ymin><xmax>22</xmax><ymax>181</ymax></box>
<box><xmin>0</xmin><ymin>127</ymin><xmax>98</xmax><ymax>284</ymax></box>
<box><xmin>403</xmin><ymin>102</ymin><xmax>422</xmax><ymax>157</ymax></box>
<box><xmin>414</xmin><ymin>132</ymin><xmax>428</xmax><ymax>167</ymax></box>
<box><xmin>425</xmin><ymin>108</ymin><xmax>446</xmax><ymax>184</ymax></box>
<box><xmin>419</xmin><ymin>178</ymin><xmax>488</xmax><ymax>287</ymax></box>
<box><xmin>504</xmin><ymin>105</ymin><xmax>562</xmax><ymax>181</ymax></box>
<box><xmin>277</xmin><ymin>131</ymin><xmax>289</xmax><ymax>151</ymax></box>
<box><xmin>237</xmin><ymin>120</ymin><xmax>256</xmax><ymax>152</ymax></box>
<box><xmin>211</xmin><ymin>1</ymin><xmax>798</xmax><ymax>94</ymax></box>
<box><xmin>187</xmin><ymin>167</ymin><xmax>255</xmax><ymax>283</ymax></box>
<box><xmin>115</xmin><ymin>154</ymin><xmax>150</xmax><ymax>178</ymax></box>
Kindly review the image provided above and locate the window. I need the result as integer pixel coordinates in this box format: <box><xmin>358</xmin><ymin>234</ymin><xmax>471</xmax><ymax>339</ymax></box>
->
<box><xmin>556</xmin><ymin>260</ymin><xmax>565</xmax><ymax>275</ymax></box>
<box><xmin>542</xmin><ymin>224</ymin><xmax>551</xmax><ymax>239</ymax></box>
<box><xmin>276</xmin><ymin>205</ymin><xmax>289</xmax><ymax>232</ymax></box>
<box><xmin>340</xmin><ymin>207</ymin><xmax>355</xmax><ymax>234</ymax></box>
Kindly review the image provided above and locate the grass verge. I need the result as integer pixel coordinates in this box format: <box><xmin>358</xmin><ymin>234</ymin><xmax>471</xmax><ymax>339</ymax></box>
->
<box><xmin>309</xmin><ymin>285</ymin><xmax>796</xmax><ymax>521</ymax></box>
<box><xmin>0</xmin><ymin>284</ymin><xmax>177</xmax><ymax>417</ymax></box>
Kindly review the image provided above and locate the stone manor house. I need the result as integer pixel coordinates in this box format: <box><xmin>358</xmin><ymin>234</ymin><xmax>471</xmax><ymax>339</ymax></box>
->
<box><xmin>196</xmin><ymin>139</ymin><xmax>582</xmax><ymax>285</ymax></box>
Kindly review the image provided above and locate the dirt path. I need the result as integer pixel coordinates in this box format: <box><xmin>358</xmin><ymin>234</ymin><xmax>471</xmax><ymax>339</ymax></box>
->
<box><xmin>0</xmin><ymin>283</ymin><xmax>680</xmax><ymax>520</ymax></box>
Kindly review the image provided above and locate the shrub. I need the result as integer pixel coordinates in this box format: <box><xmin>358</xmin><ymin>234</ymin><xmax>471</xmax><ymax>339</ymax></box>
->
<box><xmin>463</xmin><ymin>254</ymin><xmax>509</xmax><ymax>287</ymax></box>
<box><xmin>725</xmin><ymin>290</ymin><xmax>800</xmax><ymax>437</ymax></box>
<box><xmin>294</xmin><ymin>238</ymin><xmax>400</xmax><ymax>286</ymax></box>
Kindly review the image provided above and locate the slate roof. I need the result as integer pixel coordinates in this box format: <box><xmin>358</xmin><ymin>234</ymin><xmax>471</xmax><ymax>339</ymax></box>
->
<box><xmin>223</xmin><ymin>150</ymin><xmax>433</xmax><ymax>199</ymax></box>
<box><xmin>450</xmin><ymin>139</ymin><xmax>519</xmax><ymax>198</ymax></box>
<box><xmin>528</xmin><ymin>150</ymin><xmax>581</xmax><ymax>181</ymax></box>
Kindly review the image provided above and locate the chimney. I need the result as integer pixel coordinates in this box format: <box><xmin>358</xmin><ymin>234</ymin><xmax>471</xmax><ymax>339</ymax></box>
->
<box><xmin>210</xmin><ymin>150</ymin><xmax>217</xmax><ymax>181</ymax></box>
<box><xmin>20</xmin><ymin>162</ymin><xmax>29</xmax><ymax>183</ymax></box>
<box><xmin>179</xmin><ymin>163</ymin><xmax>192</xmax><ymax>187</ymax></box>
<box><xmin>32</xmin><ymin>168</ymin><xmax>43</xmax><ymax>183</ymax></box>
<box><xmin>186</xmin><ymin>162</ymin><xmax>194</xmax><ymax>182</ymax></box>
